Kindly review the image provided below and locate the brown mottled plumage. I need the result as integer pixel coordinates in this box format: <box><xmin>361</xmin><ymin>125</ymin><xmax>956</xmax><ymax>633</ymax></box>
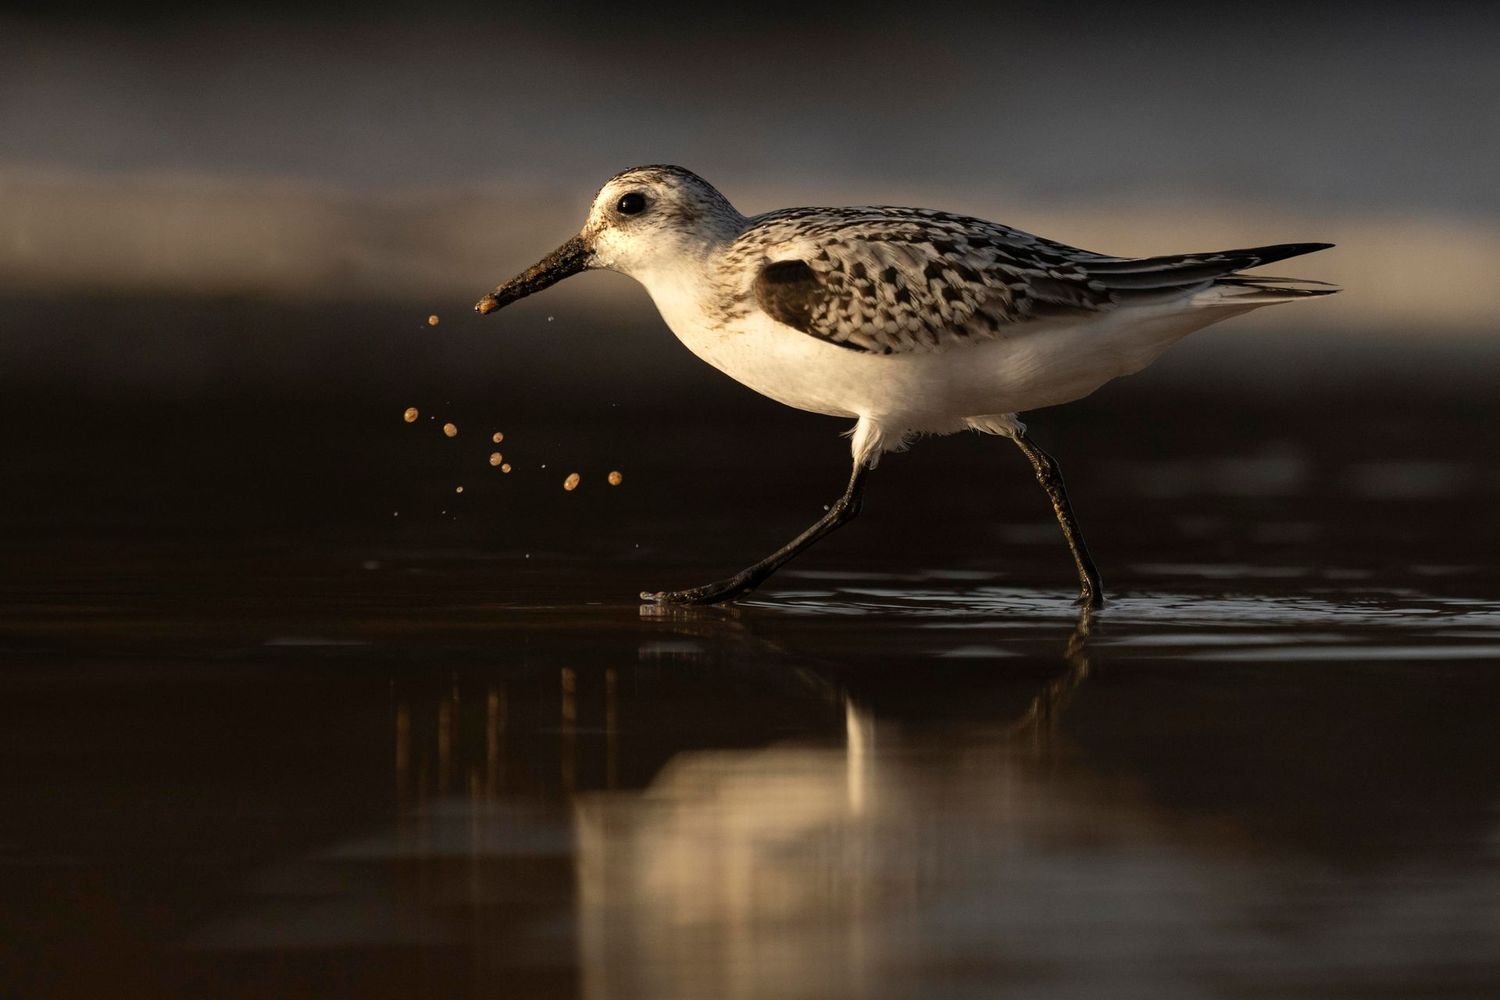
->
<box><xmin>475</xmin><ymin>165</ymin><xmax>1337</xmax><ymax>607</ymax></box>
<box><xmin>733</xmin><ymin>205</ymin><xmax>1332</xmax><ymax>354</ymax></box>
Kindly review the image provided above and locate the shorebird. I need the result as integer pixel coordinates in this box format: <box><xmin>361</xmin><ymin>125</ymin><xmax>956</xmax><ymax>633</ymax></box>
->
<box><xmin>476</xmin><ymin>165</ymin><xmax>1336</xmax><ymax>608</ymax></box>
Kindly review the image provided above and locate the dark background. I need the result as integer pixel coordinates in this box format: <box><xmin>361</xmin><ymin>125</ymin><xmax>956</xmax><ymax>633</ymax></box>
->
<box><xmin>3</xmin><ymin>0</ymin><xmax>1497</xmax><ymax>565</ymax></box>
<box><xmin>3</xmin><ymin>5</ymin><xmax>1499</xmax><ymax>999</ymax></box>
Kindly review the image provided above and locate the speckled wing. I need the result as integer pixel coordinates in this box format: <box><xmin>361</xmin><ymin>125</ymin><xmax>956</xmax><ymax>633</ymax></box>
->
<box><xmin>742</xmin><ymin>207</ymin><xmax>1330</xmax><ymax>355</ymax></box>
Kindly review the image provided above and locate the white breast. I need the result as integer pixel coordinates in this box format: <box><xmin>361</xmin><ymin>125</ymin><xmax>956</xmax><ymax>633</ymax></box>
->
<box><xmin>636</xmin><ymin>268</ymin><xmax>1237</xmax><ymax>433</ymax></box>
<box><xmin>639</xmin><ymin>270</ymin><xmax>860</xmax><ymax>419</ymax></box>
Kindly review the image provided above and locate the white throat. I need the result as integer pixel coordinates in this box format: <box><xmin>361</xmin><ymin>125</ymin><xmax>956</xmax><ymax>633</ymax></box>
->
<box><xmin>630</xmin><ymin>259</ymin><xmax>718</xmax><ymax>336</ymax></box>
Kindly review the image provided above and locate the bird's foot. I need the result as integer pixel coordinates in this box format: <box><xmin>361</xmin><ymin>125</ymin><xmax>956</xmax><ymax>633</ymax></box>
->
<box><xmin>640</xmin><ymin>573</ymin><xmax>757</xmax><ymax>606</ymax></box>
<box><xmin>1073</xmin><ymin>587</ymin><xmax>1104</xmax><ymax>610</ymax></box>
<box><xmin>640</xmin><ymin>587</ymin><xmax>718</xmax><ymax>606</ymax></box>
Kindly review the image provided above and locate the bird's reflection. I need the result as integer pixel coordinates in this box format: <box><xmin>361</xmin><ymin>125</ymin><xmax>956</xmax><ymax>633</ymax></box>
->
<box><xmin>382</xmin><ymin>598</ymin><xmax>1500</xmax><ymax>1000</ymax></box>
<box><xmin>198</xmin><ymin>593</ymin><xmax>1500</xmax><ymax>999</ymax></box>
<box><xmin>390</xmin><ymin>601</ymin><xmax>1099</xmax><ymax>812</ymax></box>
<box><xmin>567</xmin><ymin>606</ymin><xmax>1103</xmax><ymax>1000</ymax></box>
<box><xmin>1008</xmin><ymin>605</ymin><xmax>1095</xmax><ymax>747</ymax></box>
<box><xmin>389</xmin><ymin>597</ymin><xmax>1098</xmax><ymax>807</ymax></box>
<box><xmin>373</xmin><ymin>600</ymin><xmax>1125</xmax><ymax>998</ymax></box>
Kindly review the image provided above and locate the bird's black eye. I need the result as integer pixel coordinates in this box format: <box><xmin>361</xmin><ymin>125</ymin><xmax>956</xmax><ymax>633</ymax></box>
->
<box><xmin>616</xmin><ymin>192</ymin><xmax>647</xmax><ymax>216</ymax></box>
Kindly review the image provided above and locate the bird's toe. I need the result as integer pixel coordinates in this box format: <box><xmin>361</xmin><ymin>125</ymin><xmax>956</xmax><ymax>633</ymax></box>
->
<box><xmin>641</xmin><ymin>587</ymin><xmax>710</xmax><ymax>605</ymax></box>
<box><xmin>1074</xmin><ymin>589</ymin><xmax>1105</xmax><ymax>610</ymax></box>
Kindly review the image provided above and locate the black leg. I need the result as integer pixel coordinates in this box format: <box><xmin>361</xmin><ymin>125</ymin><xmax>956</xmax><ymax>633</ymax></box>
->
<box><xmin>1010</xmin><ymin>432</ymin><xmax>1104</xmax><ymax>609</ymax></box>
<box><xmin>642</xmin><ymin>459</ymin><xmax>870</xmax><ymax>605</ymax></box>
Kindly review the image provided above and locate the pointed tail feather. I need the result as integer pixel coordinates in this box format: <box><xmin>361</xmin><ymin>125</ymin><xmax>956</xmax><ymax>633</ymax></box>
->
<box><xmin>1087</xmin><ymin>242</ymin><xmax>1335</xmax><ymax>276</ymax></box>
<box><xmin>1210</xmin><ymin>273</ymin><xmax>1341</xmax><ymax>304</ymax></box>
<box><xmin>1084</xmin><ymin>242</ymin><xmax>1339</xmax><ymax>306</ymax></box>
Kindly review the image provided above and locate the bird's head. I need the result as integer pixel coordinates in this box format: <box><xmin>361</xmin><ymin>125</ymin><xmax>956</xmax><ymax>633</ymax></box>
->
<box><xmin>475</xmin><ymin>165</ymin><xmax>745</xmax><ymax>315</ymax></box>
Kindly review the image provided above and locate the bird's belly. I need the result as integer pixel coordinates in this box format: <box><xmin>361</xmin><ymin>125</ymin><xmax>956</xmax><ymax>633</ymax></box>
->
<box><xmin>659</xmin><ymin>312</ymin><xmax>864</xmax><ymax>418</ymax></box>
<box><xmin>655</xmin><ymin>300</ymin><xmax>1228</xmax><ymax>429</ymax></box>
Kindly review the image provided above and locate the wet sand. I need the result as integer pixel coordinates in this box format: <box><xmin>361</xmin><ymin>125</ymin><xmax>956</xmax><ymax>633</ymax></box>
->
<box><xmin>2</xmin><ymin>298</ymin><xmax>1498</xmax><ymax>998</ymax></box>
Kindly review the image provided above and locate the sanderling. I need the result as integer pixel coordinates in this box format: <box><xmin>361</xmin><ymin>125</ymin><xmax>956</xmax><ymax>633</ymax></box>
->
<box><xmin>476</xmin><ymin>165</ymin><xmax>1336</xmax><ymax>607</ymax></box>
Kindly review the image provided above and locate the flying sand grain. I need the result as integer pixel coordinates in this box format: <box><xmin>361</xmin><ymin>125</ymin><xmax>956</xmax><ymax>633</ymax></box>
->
<box><xmin>403</xmin><ymin>407</ymin><xmax>419</xmax><ymax>423</ymax></box>
<box><xmin>443</xmin><ymin>422</ymin><xmax>458</xmax><ymax>438</ymax></box>
<box><xmin>563</xmin><ymin>473</ymin><xmax>580</xmax><ymax>492</ymax></box>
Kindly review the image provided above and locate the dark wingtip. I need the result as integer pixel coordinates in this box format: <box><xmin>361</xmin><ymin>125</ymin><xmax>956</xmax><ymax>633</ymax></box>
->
<box><xmin>1249</xmin><ymin>242</ymin><xmax>1336</xmax><ymax>266</ymax></box>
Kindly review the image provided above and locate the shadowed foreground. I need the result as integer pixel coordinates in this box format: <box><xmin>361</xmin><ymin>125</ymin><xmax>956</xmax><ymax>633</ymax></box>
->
<box><xmin>1</xmin><ymin>298</ymin><xmax>1498</xmax><ymax>998</ymax></box>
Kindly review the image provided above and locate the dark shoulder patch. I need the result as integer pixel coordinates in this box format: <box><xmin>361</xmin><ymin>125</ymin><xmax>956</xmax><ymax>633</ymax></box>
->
<box><xmin>752</xmin><ymin>258</ymin><xmax>822</xmax><ymax>334</ymax></box>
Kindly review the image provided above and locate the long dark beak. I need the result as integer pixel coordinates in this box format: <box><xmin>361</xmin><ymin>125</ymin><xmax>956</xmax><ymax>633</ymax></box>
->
<box><xmin>474</xmin><ymin>235</ymin><xmax>592</xmax><ymax>315</ymax></box>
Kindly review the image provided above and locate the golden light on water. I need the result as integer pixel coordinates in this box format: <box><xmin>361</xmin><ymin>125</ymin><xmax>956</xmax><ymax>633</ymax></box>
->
<box><xmin>568</xmin><ymin>668</ymin><xmax>1105</xmax><ymax>1000</ymax></box>
<box><xmin>845</xmin><ymin>698</ymin><xmax>871</xmax><ymax>815</ymax></box>
<box><xmin>367</xmin><ymin>641</ymin><xmax>1492</xmax><ymax>1000</ymax></box>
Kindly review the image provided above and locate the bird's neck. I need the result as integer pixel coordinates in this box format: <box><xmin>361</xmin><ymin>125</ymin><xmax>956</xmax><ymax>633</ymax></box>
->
<box><xmin>630</xmin><ymin>218</ymin><xmax>746</xmax><ymax>302</ymax></box>
<box><xmin>625</xmin><ymin>206</ymin><xmax>750</xmax><ymax>330</ymax></box>
<box><xmin>632</xmin><ymin>256</ymin><xmax>717</xmax><ymax>329</ymax></box>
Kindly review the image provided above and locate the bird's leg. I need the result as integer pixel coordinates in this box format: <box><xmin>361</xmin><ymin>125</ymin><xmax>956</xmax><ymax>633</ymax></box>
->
<box><xmin>1010</xmin><ymin>432</ymin><xmax>1104</xmax><ymax>609</ymax></box>
<box><xmin>642</xmin><ymin>459</ymin><xmax>870</xmax><ymax>606</ymax></box>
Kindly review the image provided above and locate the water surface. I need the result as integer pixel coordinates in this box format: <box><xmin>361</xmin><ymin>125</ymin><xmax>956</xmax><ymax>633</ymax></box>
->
<box><xmin>2</xmin><ymin>300</ymin><xmax>1498</xmax><ymax>998</ymax></box>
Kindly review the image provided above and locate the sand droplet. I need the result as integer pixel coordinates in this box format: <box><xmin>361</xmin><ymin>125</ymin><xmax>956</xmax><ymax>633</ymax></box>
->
<box><xmin>491</xmin><ymin>432</ymin><xmax>504</xmax><ymax>444</ymax></box>
<box><xmin>455</xmin><ymin>485</ymin><xmax>464</xmax><ymax>493</ymax></box>
<box><xmin>442</xmin><ymin>422</ymin><xmax>458</xmax><ymax>438</ymax></box>
<box><xmin>500</xmin><ymin>463</ymin><xmax>512</xmax><ymax>473</ymax></box>
<box><xmin>563</xmin><ymin>472</ymin><xmax>580</xmax><ymax>492</ymax></box>
<box><xmin>403</xmin><ymin>406</ymin><xmax>419</xmax><ymax>423</ymax></box>
<box><xmin>427</xmin><ymin>314</ymin><xmax>440</xmax><ymax>327</ymax></box>
<box><xmin>489</xmin><ymin>452</ymin><xmax>503</xmax><ymax>466</ymax></box>
<box><xmin>607</xmin><ymin>470</ymin><xmax>623</xmax><ymax>486</ymax></box>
